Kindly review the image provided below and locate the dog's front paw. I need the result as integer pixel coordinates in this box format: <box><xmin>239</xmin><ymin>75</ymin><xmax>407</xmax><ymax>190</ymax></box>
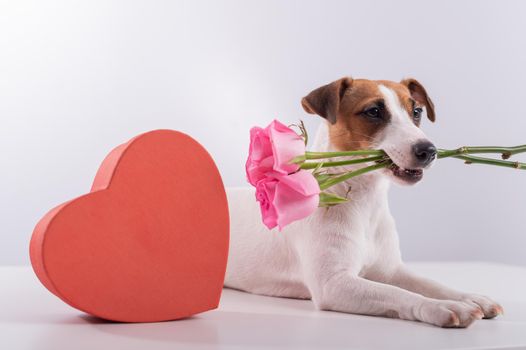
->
<box><xmin>460</xmin><ymin>294</ymin><xmax>503</xmax><ymax>319</ymax></box>
<box><xmin>416</xmin><ymin>299</ymin><xmax>484</xmax><ymax>328</ymax></box>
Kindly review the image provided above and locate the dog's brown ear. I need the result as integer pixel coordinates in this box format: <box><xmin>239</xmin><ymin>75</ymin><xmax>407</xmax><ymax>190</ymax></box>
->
<box><xmin>401</xmin><ymin>78</ymin><xmax>436</xmax><ymax>122</ymax></box>
<box><xmin>301</xmin><ymin>77</ymin><xmax>353</xmax><ymax>124</ymax></box>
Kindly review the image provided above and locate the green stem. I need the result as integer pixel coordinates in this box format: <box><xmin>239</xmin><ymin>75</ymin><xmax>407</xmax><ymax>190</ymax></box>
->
<box><xmin>289</xmin><ymin>144</ymin><xmax>526</xmax><ymax>192</ymax></box>
<box><xmin>438</xmin><ymin>145</ymin><xmax>526</xmax><ymax>160</ymax></box>
<box><xmin>304</xmin><ymin>149</ymin><xmax>385</xmax><ymax>159</ymax></box>
<box><xmin>319</xmin><ymin>161</ymin><xmax>391</xmax><ymax>190</ymax></box>
<box><xmin>300</xmin><ymin>155</ymin><xmax>387</xmax><ymax>170</ymax></box>
<box><xmin>293</xmin><ymin>145</ymin><xmax>526</xmax><ymax>164</ymax></box>
<box><xmin>452</xmin><ymin>154</ymin><xmax>526</xmax><ymax>170</ymax></box>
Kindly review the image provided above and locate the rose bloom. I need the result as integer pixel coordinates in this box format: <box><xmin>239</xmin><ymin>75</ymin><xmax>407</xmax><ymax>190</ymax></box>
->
<box><xmin>256</xmin><ymin>170</ymin><xmax>320</xmax><ymax>230</ymax></box>
<box><xmin>245</xmin><ymin>120</ymin><xmax>306</xmax><ymax>186</ymax></box>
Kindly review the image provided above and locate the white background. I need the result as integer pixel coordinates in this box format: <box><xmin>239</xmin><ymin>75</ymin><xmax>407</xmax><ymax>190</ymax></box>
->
<box><xmin>1</xmin><ymin>0</ymin><xmax>525</xmax><ymax>266</ymax></box>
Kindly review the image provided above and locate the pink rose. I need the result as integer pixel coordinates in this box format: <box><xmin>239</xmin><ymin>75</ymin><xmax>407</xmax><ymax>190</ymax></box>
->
<box><xmin>246</xmin><ymin>120</ymin><xmax>306</xmax><ymax>185</ymax></box>
<box><xmin>256</xmin><ymin>170</ymin><xmax>320</xmax><ymax>230</ymax></box>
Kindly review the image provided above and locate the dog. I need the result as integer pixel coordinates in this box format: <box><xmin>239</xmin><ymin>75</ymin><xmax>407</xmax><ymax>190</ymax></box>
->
<box><xmin>224</xmin><ymin>77</ymin><xmax>503</xmax><ymax>327</ymax></box>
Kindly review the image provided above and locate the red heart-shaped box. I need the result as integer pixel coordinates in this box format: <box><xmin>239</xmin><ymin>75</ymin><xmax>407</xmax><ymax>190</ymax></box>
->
<box><xmin>29</xmin><ymin>130</ymin><xmax>229</xmax><ymax>322</ymax></box>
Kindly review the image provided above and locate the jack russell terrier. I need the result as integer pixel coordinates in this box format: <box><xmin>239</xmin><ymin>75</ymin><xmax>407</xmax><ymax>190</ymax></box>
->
<box><xmin>224</xmin><ymin>77</ymin><xmax>503</xmax><ymax>327</ymax></box>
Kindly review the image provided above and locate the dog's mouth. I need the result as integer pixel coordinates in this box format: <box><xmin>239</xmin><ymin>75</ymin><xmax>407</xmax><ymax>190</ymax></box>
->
<box><xmin>373</xmin><ymin>158</ymin><xmax>424</xmax><ymax>183</ymax></box>
<box><xmin>388</xmin><ymin>163</ymin><xmax>423</xmax><ymax>183</ymax></box>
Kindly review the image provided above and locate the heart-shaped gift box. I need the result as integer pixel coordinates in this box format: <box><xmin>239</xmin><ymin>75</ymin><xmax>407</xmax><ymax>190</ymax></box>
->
<box><xmin>29</xmin><ymin>130</ymin><xmax>229</xmax><ymax>322</ymax></box>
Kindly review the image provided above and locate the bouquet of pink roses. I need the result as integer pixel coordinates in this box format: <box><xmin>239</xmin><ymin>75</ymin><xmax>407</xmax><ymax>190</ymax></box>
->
<box><xmin>246</xmin><ymin>120</ymin><xmax>526</xmax><ymax>230</ymax></box>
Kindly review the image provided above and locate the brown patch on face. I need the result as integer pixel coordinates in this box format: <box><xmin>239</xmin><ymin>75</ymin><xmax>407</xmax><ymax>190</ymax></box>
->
<box><xmin>330</xmin><ymin>79</ymin><xmax>388</xmax><ymax>151</ymax></box>
<box><xmin>301</xmin><ymin>77</ymin><xmax>436</xmax><ymax>152</ymax></box>
<box><xmin>377</xmin><ymin>80</ymin><xmax>423</xmax><ymax>126</ymax></box>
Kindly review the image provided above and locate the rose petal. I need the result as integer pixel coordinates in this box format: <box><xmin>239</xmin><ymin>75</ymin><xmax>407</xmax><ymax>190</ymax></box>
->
<box><xmin>273</xmin><ymin>170</ymin><xmax>320</xmax><ymax>196</ymax></box>
<box><xmin>255</xmin><ymin>179</ymin><xmax>278</xmax><ymax>229</ymax></box>
<box><xmin>267</xmin><ymin>120</ymin><xmax>305</xmax><ymax>174</ymax></box>
<box><xmin>273</xmin><ymin>179</ymin><xmax>319</xmax><ymax>229</ymax></box>
<box><xmin>248</xmin><ymin>127</ymin><xmax>271</xmax><ymax>161</ymax></box>
<box><xmin>246</xmin><ymin>126</ymin><xmax>274</xmax><ymax>186</ymax></box>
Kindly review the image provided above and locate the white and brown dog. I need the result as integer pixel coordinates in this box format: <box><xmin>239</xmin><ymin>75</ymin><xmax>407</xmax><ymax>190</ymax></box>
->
<box><xmin>225</xmin><ymin>77</ymin><xmax>503</xmax><ymax>327</ymax></box>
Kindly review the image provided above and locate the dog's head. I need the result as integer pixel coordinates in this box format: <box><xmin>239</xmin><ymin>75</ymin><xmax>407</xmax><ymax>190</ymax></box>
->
<box><xmin>302</xmin><ymin>77</ymin><xmax>436</xmax><ymax>185</ymax></box>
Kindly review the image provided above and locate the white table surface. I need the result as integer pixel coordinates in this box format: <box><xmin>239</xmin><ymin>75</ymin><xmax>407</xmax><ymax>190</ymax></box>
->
<box><xmin>1</xmin><ymin>263</ymin><xmax>526</xmax><ymax>350</ymax></box>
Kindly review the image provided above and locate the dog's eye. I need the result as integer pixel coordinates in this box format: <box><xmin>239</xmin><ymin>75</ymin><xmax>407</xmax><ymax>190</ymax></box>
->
<box><xmin>363</xmin><ymin>107</ymin><xmax>381</xmax><ymax>119</ymax></box>
<box><xmin>413</xmin><ymin>107</ymin><xmax>423</xmax><ymax>121</ymax></box>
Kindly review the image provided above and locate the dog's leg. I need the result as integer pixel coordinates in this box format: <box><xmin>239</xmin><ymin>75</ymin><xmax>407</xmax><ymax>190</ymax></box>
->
<box><xmin>299</xmin><ymin>215</ymin><xmax>485</xmax><ymax>328</ymax></box>
<box><xmin>386</xmin><ymin>265</ymin><xmax>503</xmax><ymax>319</ymax></box>
<box><xmin>306</xmin><ymin>269</ymin><xmax>484</xmax><ymax>328</ymax></box>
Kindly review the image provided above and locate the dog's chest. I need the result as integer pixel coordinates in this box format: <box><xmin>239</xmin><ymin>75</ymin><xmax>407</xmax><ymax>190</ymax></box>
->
<box><xmin>339</xmin><ymin>192</ymin><xmax>396</xmax><ymax>277</ymax></box>
<box><xmin>359</xmin><ymin>220</ymin><xmax>391</xmax><ymax>276</ymax></box>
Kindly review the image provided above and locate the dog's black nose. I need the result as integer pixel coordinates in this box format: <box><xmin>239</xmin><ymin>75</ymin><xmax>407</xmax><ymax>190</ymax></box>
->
<box><xmin>413</xmin><ymin>140</ymin><xmax>437</xmax><ymax>167</ymax></box>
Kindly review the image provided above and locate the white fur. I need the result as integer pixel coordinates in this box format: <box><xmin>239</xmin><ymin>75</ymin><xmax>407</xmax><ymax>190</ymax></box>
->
<box><xmin>378</xmin><ymin>85</ymin><xmax>427</xmax><ymax>170</ymax></box>
<box><xmin>224</xmin><ymin>87</ymin><xmax>502</xmax><ymax>327</ymax></box>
